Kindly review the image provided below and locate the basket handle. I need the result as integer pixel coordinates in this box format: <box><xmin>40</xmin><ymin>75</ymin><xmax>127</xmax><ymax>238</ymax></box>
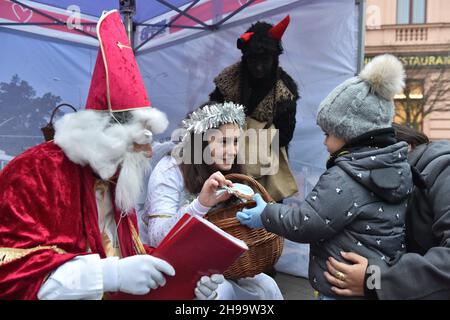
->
<box><xmin>41</xmin><ymin>103</ymin><xmax>78</xmax><ymax>141</ymax></box>
<box><xmin>224</xmin><ymin>173</ymin><xmax>274</xmax><ymax>203</ymax></box>
<box><xmin>48</xmin><ymin>103</ymin><xmax>77</xmax><ymax>124</ymax></box>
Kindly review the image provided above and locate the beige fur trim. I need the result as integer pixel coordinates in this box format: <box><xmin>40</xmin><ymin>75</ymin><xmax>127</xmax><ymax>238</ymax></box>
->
<box><xmin>214</xmin><ymin>62</ymin><xmax>242</xmax><ymax>103</ymax></box>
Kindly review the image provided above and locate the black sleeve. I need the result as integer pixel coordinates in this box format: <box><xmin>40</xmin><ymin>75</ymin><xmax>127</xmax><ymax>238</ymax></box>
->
<box><xmin>273</xmin><ymin>99</ymin><xmax>297</xmax><ymax>147</ymax></box>
<box><xmin>369</xmin><ymin>247</ymin><xmax>450</xmax><ymax>299</ymax></box>
<box><xmin>370</xmin><ymin>166</ymin><xmax>450</xmax><ymax>299</ymax></box>
<box><xmin>261</xmin><ymin>169</ymin><xmax>357</xmax><ymax>243</ymax></box>
<box><xmin>209</xmin><ymin>86</ymin><xmax>225</xmax><ymax>103</ymax></box>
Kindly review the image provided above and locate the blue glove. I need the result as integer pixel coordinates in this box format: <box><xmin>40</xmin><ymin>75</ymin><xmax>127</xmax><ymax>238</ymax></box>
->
<box><xmin>236</xmin><ymin>193</ymin><xmax>267</xmax><ymax>228</ymax></box>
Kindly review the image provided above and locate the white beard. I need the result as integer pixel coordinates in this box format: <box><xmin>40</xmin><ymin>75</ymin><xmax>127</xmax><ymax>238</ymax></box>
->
<box><xmin>53</xmin><ymin>109</ymin><xmax>165</xmax><ymax>214</ymax></box>
<box><xmin>54</xmin><ymin>110</ymin><xmax>130</xmax><ymax>179</ymax></box>
<box><xmin>115</xmin><ymin>151</ymin><xmax>151</xmax><ymax>214</ymax></box>
<box><xmin>54</xmin><ymin>109</ymin><xmax>168</xmax><ymax>180</ymax></box>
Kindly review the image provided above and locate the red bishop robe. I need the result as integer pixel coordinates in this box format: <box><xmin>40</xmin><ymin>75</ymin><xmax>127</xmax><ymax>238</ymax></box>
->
<box><xmin>0</xmin><ymin>141</ymin><xmax>153</xmax><ymax>299</ymax></box>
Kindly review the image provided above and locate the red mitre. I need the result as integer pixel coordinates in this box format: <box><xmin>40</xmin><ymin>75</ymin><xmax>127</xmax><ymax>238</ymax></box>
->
<box><xmin>85</xmin><ymin>10</ymin><xmax>150</xmax><ymax>112</ymax></box>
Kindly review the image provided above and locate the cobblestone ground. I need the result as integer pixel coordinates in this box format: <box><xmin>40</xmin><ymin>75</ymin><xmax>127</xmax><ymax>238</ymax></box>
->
<box><xmin>274</xmin><ymin>272</ymin><xmax>315</xmax><ymax>300</ymax></box>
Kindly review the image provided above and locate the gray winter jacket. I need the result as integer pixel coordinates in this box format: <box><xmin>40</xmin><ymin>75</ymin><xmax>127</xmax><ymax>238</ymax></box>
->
<box><xmin>261</xmin><ymin>141</ymin><xmax>413</xmax><ymax>298</ymax></box>
<box><xmin>370</xmin><ymin>140</ymin><xmax>450</xmax><ymax>299</ymax></box>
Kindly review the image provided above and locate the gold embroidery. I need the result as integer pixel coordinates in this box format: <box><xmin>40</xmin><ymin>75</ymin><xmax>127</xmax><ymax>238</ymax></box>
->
<box><xmin>117</xmin><ymin>41</ymin><xmax>132</xmax><ymax>50</ymax></box>
<box><xmin>147</xmin><ymin>214</ymin><xmax>174</xmax><ymax>219</ymax></box>
<box><xmin>94</xmin><ymin>179</ymin><xmax>122</xmax><ymax>256</ymax></box>
<box><xmin>94</xmin><ymin>178</ymin><xmax>117</xmax><ymax>191</ymax></box>
<box><xmin>102</xmin><ymin>232</ymin><xmax>121</xmax><ymax>258</ymax></box>
<box><xmin>96</xmin><ymin>11</ymin><xmax>113</xmax><ymax>111</ymax></box>
<box><xmin>128</xmin><ymin>217</ymin><xmax>146</xmax><ymax>255</ymax></box>
<box><xmin>102</xmin><ymin>292</ymin><xmax>112</xmax><ymax>300</ymax></box>
<box><xmin>0</xmin><ymin>245</ymin><xmax>66</xmax><ymax>266</ymax></box>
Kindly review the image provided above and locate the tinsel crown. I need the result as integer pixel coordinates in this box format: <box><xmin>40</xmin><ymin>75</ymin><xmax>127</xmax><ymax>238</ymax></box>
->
<box><xmin>181</xmin><ymin>102</ymin><xmax>246</xmax><ymax>137</ymax></box>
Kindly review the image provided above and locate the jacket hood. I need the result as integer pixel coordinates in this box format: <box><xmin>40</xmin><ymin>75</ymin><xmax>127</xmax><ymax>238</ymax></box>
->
<box><xmin>409</xmin><ymin>140</ymin><xmax>450</xmax><ymax>184</ymax></box>
<box><xmin>335</xmin><ymin>141</ymin><xmax>413</xmax><ymax>203</ymax></box>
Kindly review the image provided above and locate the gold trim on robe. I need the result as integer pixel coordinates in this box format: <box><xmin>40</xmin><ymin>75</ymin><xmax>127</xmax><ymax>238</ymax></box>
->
<box><xmin>128</xmin><ymin>217</ymin><xmax>146</xmax><ymax>255</ymax></box>
<box><xmin>147</xmin><ymin>214</ymin><xmax>173</xmax><ymax>219</ymax></box>
<box><xmin>0</xmin><ymin>245</ymin><xmax>66</xmax><ymax>266</ymax></box>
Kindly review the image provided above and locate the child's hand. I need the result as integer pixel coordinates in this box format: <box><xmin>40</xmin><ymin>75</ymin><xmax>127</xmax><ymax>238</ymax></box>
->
<box><xmin>236</xmin><ymin>194</ymin><xmax>267</xmax><ymax>228</ymax></box>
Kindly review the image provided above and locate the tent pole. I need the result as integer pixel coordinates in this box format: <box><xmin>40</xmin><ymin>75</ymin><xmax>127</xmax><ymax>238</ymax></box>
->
<box><xmin>120</xmin><ymin>0</ymin><xmax>136</xmax><ymax>49</ymax></box>
<box><xmin>356</xmin><ymin>0</ymin><xmax>366</xmax><ymax>73</ymax></box>
<box><xmin>8</xmin><ymin>0</ymin><xmax>97</xmax><ymax>39</ymax></box>
<box><xmin>135</xmin><ymin>0</ymin><xmax>201</xmax><ymax>53</ymax></box>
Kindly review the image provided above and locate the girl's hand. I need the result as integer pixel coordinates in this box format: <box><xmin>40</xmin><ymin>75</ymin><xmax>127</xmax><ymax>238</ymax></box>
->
<box><xmin>198</xmin><ymin>171</ymin><xmax>233</xmax><ymax>207</ymax></box>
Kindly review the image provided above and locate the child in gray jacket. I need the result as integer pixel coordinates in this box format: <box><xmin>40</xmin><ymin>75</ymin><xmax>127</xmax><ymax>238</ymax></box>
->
<box><xmin>236</xmin><ymin>54</ymin><xmax>414</xmax><ymax>299</ymax></box>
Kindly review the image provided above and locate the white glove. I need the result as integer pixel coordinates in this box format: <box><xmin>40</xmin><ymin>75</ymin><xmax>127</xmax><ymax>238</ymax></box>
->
<box><xmin>194</xmin><ymin>274</ymin><xmax>224</xmax><ymax>300</ymax></box>
<box><xmin>101</xmin><ymin>255</ymin><xmax>175</xmax><ymax>295</ymax></box>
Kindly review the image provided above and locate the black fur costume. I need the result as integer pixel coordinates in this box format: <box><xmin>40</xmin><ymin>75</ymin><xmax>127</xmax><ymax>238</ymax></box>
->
<box><xmin>209</xmin><ymin>21</ymin><xmax>299</xmax><ymax>149</ymax></box>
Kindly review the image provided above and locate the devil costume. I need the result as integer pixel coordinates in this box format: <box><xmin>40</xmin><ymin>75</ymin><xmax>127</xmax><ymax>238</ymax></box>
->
<box><xmin>210</xmin><ymin>16</ymin><xmax>299</xmax><ymax>149</ymax></box>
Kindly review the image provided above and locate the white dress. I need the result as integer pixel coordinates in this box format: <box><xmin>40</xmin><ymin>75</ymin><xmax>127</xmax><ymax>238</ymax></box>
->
<box><xmin>142</xmin><ymin>155</ymin><xmax>283</xmax><ymax>300</ymax></box>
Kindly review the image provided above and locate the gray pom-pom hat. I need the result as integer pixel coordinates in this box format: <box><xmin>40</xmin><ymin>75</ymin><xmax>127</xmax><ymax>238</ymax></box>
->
<box><xmin>317</xmin><ymin>54</ymin><xmax>406</xmax><ymax>142</ymax></box>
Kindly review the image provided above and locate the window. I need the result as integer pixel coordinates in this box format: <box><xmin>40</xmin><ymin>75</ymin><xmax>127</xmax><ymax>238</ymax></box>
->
<box><xmin>397</xmin><ymin>0</ymin><xmax>410</xmax><ymax>24</ymax></box>
<box><xmin>397</xmin><ymin>0</ymin><xmax>426</xmax><ymax>24</ymax></box>
<box><xmin>412</xmin><ymin>0</ymin><xmax>426</xmax><ymax>23</ymax></box>
<box><xmin>395</xmin><ymin>80</ymin><xmax>424</xmax><ymax>100</ymax></box>
<box><xmin>394</xmin><ymin>79</ymin><xmax>425</xmax><ymax>130</ymax></box>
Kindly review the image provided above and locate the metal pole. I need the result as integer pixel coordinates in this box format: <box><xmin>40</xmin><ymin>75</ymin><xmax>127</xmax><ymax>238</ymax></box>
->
<box><xmin>135</xmin><ymin>0</ymin><xmax>202</xmax><ymax>53</ymax></box>
<box><xmin>356</xmin><ymin>0</ymin><xmax>366</xmax><ymax>73</ymax></box>
<box><xmin>9</xmin><ymin>0</ymin><xmax>97</xmax><ymax>39</ymax></box>
<box><xmin>119</xmin><ymin>0</ymin><xmax>136</xmax><ymax>49</ymax></box>
<box><xmin>156</xmin><ymin>0</ymin><xmax>211</xmax><ymax>29</ymax></box>
<box><xmin>214</xmin><ymin>0</ymin><xmax>257</xmax><ymax>28</ymax></box>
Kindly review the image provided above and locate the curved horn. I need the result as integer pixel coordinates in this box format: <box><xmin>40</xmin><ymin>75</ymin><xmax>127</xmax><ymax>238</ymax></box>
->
<box><xmin>240</xmin><ymin>32</ymin><xmax>254</xmax><ymax>42</ymax></box>
<box><xmin>268</xmin><ymin>15</ymin><xmax>290</xmax><ymax>40</ymax></box>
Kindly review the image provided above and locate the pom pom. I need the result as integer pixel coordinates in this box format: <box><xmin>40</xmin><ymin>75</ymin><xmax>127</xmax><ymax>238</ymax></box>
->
<box><xmin>359</xmin><ymin>54</ymin><xmax>405</xmax><ymax>100</ymax></box>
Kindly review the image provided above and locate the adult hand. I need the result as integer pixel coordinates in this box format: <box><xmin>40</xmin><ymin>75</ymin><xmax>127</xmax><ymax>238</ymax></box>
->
<box><xmin>198</xmin><ymin>171</ymin><xmax>233</xmax><ymax>207</ymax></box>
<box><xmin>102</xmin><ymin>255</ymin><xmax>175</xmax><ymax>295</ymax></box>
<box><xmin>236</xmin><ymin>193</ymin><xmax>267</xmax><ymax>228</ymax></box>
<box><xmin>323</xmin><ymin>252</ymin><xmax>368</xmax><ymax>297</ymax></box>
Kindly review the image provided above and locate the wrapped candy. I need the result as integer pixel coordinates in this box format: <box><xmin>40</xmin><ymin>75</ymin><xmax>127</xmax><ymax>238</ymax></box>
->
<box><xmin>216</xmin><ymin>183</ymin><xmax>255</xmax><ymax>202</ymax></box>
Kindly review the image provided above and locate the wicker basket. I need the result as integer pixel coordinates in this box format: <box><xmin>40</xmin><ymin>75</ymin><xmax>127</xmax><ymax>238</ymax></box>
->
<box><xmin>204</xmin><ymin>173</ymin><xmax>284</xmax><ymax>280</ymax></box>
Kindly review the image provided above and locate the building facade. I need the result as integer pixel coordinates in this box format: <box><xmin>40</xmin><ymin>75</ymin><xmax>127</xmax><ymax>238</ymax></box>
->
<box><xmin>365</xmin><ymin>0</ymin><xmax>450</xmax><ymax>140</ymax></box>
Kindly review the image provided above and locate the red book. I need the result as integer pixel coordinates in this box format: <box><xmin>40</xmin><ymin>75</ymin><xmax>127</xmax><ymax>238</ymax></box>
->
<box><xmin>143</xmin><ymin>213</ymin><xmax>248</xmax><ymax>300</ymax></box>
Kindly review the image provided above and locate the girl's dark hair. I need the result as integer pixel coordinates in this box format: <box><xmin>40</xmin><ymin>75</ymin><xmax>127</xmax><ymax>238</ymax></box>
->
<box><xmin>392</xmin><ymin>123</ymin><xmax>429</xmax><ymax>148</ymax></box>
<box><xmin>179</xmin><ymin>102</ymin><xmax>242</xmax><ymax>194</ymax></box>
<box><xmin>179</xmin><ymin>132</ymin><xmax>242</xmax><ymax>194</ymax></box>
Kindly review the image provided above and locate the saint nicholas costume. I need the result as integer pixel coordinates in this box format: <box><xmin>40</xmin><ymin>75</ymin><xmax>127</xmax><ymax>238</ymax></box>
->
<box><xmin>0</xmin><ymin>10</ymin><xmax>169</xmax><ymax>299</ymax></box>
